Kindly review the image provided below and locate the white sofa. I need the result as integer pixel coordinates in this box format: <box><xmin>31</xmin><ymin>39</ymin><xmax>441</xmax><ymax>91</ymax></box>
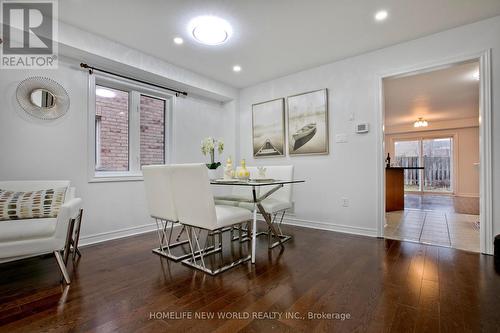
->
<box><xmin>0</xmin><ymin>181</ymin><xmax>83</xmax><ymax>284</ymax></box>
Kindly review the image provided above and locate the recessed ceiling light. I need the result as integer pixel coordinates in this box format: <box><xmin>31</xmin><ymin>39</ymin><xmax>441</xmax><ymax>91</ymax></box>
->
<box><xmin>233</xmin><ymin>65</ymin><xmax>241</xmax><ymax>72</ymax></box>
<box><xmin>173</xmin><ymin>37</ymin><xmax>184</xmax><ymax>45</ymax></box>
<box><xmin>375</xmin><ymin>10</ymin><xmax>388</xmax><ymax>22</ymax></box>
<box><xmin>96</xmin><ymin>88</ymin><xmax>116</xmax><ymax>98</ymax></box>
<box><xmin>188</xmin><ymin>15</ymin><xmax>232</xmax><ymax>45</ymax></box>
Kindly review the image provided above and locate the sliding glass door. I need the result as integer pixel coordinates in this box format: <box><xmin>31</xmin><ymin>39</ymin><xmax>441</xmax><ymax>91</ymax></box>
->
<box><xmin>394</xmin><ymin>137</ymin><xmax>453</xmax><ymax>193</ymax></box>
<box><xmin>423</xmin><ymin>138</ymin><xmax>452</xmax><ymax>192</ymax></box>
<box><xmin>394</xmin><ymin>140</ymin><xmax>421</xmax><ymax>191</ymax></box>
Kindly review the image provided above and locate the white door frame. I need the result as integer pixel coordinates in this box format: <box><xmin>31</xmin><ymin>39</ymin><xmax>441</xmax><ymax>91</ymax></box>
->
<box><xmin>376</xmin><ymin>50</ymin><xmax>493</xmax><ymax>255</ymax></box>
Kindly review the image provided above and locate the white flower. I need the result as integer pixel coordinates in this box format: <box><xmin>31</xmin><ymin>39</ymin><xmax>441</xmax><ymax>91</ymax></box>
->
<box><xmin>201</xmin><ymin>137</ymin><xmax>216</xmax><ymax>155</ymax></box>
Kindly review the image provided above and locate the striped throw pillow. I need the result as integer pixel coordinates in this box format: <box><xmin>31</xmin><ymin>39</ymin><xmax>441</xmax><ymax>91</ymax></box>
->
<box><xmin>0</xmin><ymin>188</ymin><xmax>67</xmax><ymax>221</ymax></box>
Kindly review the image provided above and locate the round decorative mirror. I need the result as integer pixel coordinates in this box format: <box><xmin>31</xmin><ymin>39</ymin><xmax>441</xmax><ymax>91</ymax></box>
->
<box><xmin>30</xmin><ymin>89</ymin><xmax>56</xmax><ymax>109</ymax></box>
<box><xmin>16</xmin><ymin>77</ymin><xmax>70</xmax><ymax>120</ymax></box>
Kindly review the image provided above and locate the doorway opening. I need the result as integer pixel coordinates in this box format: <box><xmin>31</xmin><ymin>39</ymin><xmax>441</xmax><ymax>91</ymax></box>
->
<box><xmin>381</xmin><ymin>59</ymin><xmax>483</xmax><ymax>252</ymax></box>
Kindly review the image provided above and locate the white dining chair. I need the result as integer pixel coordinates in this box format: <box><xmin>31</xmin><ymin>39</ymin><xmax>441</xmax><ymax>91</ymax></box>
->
<box><xmin>143</xmin><ymin>165</ymin><xmax>205</xmax><ymax>261</ymax></box>
<box><xmin>169</xmin><ymin>163</ymin><xmax>253</xmax><ymax>275</ymax></box>
<box><xmin>239</xmin><ymin>165</ymin><xmax>294</xmax><ymax>248</ymax></box>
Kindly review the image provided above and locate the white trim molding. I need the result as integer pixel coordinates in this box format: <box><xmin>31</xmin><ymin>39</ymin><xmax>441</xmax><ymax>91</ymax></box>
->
<box><xmin>376</xmin><ymin>50</ymin><xmax>493</xmax><ymax>255</ymax></box>
<box><xmin>478</xmin><ymin>50</ymin><xmax>493</xmax><ymax>255</ymax></box>
<box><xmin>283</xmin><ymin>216</ymin><xmax>378</xmax><ymax>238</ymax></box>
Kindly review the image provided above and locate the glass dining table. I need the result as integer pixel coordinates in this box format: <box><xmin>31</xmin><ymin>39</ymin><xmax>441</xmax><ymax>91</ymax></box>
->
<box><xmin>211</xmin><ymin>179</ymin><xmax>305</xmax><ymax>263</ymax></box>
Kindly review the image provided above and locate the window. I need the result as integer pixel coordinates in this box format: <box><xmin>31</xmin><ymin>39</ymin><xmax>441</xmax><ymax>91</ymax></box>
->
<box><xmin>423</xmin><ymin>138</ymin><xmax>452</xmax><ymax>192</ymax></box>
<box><xmin>394</xmin><ymin>137</ymin><xmax>453</xmax><ymax>193</ymax></box>
<box><xmin>89</xmin><ymin>75</ymin><xmax>171</xmax><ymax>181</ymax></box>
<box><xmin>394</xmin><ymin>140</ymin><xmax>421</xmax><ymax>191</ymax></box>
<box><xmin>140</xmin><ymin>95</ymin><xmax>165</xmax><ymax>166</ymax></box>
<box><xmin>95</xmin><ymin>86</ymin><xmax>129</xmax><ymax>172</ymax></box>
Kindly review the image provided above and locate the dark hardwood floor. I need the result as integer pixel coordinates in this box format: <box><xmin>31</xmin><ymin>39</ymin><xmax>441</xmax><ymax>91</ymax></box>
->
<box><xmin>1</xmin><ymin>223</ymin><xmax>499</xmax><ymax>332</ymax></box>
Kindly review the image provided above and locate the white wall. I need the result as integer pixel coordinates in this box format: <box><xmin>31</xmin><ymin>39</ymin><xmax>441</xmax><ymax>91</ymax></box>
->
<box><xmin>238</xmin><ymin>16</ymin><xmax>500</xmax><ymax>241</ymax></box>
<box><xmin>0</xmin><ymin>61</ymin><xmax>236</xmax><ymax>245</ymax></box>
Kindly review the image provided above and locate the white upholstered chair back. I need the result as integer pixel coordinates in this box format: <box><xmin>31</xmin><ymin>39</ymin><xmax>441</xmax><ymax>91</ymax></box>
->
<box><xmin>263</xmin><ymin>166</ymin><xmax>294</xmax><ymax>203</ymax></box>
<box><xmin>170</xmin><ymin>164</ymin><xmax>218</xmax><ymax>230</ymax></box>
<box><xmin>142</xmin><ymin>165</ymin><xmax>177</xmax><ymax>222</ymax></box>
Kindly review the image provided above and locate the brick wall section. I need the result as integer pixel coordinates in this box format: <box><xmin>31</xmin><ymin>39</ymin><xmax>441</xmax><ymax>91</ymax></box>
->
<box><xmin>95</xmin><ymin>87</ymin><xmax>165</xmax><ymax>171</ymax></box>
<box><xmin>96</xmin><ymin>87</ymin><xmax>129</xmax><ymax>171</ymax></box>
<box><xmin>140</xmin><ymin>95</ymin><xmax>165</xmax><ymax>166</ymax></box>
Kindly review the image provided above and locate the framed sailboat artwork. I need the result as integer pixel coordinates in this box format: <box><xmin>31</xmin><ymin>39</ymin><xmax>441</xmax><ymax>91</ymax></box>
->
<box><xmin>287</xmin><ymin>89</ymin><xmax>329</xmax><ymax>156</ymax></box>
<box><xmin>252</xmin><ymin>98</ymin><xmax>285</xmax><ymax>158</ymax></box>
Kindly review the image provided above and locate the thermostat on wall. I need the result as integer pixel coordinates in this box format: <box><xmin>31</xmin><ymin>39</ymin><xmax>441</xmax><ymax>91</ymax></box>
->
<box><xmin>356</xmin><ymin>123</ymin><xmax>369</xmax><ymax>134</ymax></box>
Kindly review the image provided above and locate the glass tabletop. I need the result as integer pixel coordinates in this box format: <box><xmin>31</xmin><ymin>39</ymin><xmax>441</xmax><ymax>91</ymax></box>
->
<box><xmin>210</xmin><ymin>179</ymin><xmax>305</xmax><ymax>186</ymax></box>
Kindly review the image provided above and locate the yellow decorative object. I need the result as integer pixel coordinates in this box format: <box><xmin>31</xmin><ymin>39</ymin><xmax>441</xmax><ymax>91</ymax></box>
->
<box><xmin>237</xmin><ymin>159</ymin><xmax>250</xmax><ymax>180</ymax></box>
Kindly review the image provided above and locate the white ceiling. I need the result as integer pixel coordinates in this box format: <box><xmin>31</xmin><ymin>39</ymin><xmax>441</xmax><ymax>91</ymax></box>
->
<box><xmin>59</xmin><ymin>1</ymin><xmax>500</xmax><ymax>88</ymax></box>
<box><xmin>384</xmin><ymin>61</ymin><xmax>479</xmax><ymax>127</ymax></box>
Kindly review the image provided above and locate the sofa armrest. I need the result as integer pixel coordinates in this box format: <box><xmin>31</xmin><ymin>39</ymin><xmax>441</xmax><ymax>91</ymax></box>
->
<box><xmin>54</xmin><ymin>197</ymin><xmax>83</xmax><ymax>242</ymax></box>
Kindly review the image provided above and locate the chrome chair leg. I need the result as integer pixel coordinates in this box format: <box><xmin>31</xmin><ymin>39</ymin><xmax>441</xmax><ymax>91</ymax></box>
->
<box><xmin>152</xmin><ymin>218</ymin><xmax>199</xmax><ymax>261</ymax></box>
<box><xmin>175</xmin><ymin>225</ymin><xmax>186</xmax><ymax>242</ymax></box>
<box><xmin>182</xmin><ymin>223</ymin><xmax>251</xmax><ymax>276</ymax></box>
<box><xmin>72</xmin><ymin>209</ymin><xmax>84</xmax><ymax>261</ymax></box>
<box><xmin>54</xmin><ymin>250</ymin><xmax>71</xmax><ymax>284</ymax></box>
<box><xmin>63</xmin><ymin>217</ymin><xmax>76</xmax><ymax>265</ymax></box>
<box><xmin>268</xmin><ymin>210</ymin><xmax>292</xmax><ymax>249</ymax></box>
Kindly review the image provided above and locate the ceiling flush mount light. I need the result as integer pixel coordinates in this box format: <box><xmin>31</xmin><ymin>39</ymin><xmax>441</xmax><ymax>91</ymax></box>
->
<box><xmin>96</xmin><ymin>88</ymin><xmax>116</xmax><ymax>98</ymax></box>
<box><xmin>233</xmin><ymin>65</ymin><xmax>241</xmax><ymax>72</ymax></box>
<box><xmin>173</xmin><ymin>37</ymin><xmax>184</xmax><ymax>45</ymax></box>
<box><xmin>188</xmin><ymin>15</ymin><xmax>232</xmax><ymax>45</ymax></box>
<box><xmin>375</xmin><ymin>10</ymin><xmax>388</xmax><ymax>22</ymax></box>
<box><xmin>472</xmin><ymin>70</ymin><xmax>480</xmax><ymax>81</ymax></box>
<box><xmin>414</xmin><ymin>117</ymin><xmax>428</xmax><ymax>128</ymax></box>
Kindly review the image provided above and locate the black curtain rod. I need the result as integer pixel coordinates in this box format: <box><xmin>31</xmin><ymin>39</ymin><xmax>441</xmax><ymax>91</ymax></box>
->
<box><xmin>80</xmin><ymin>63</ymin><xmax>188</xmax><ymax>97</ymax></box>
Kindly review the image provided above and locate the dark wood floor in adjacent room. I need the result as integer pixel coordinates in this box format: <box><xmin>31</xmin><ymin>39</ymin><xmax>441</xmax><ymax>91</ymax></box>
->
<box><xmin>1</xmin><ymin>223</ymin><xmax>499</xmax><ymax>332</ymax></box>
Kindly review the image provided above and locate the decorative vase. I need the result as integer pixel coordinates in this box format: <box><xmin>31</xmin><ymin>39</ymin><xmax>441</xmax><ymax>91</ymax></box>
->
<box><xmin>224</xmin><ymin>156</ymin><xmax>234</xmax><ymax>179</ymax></box>
<box><xmin>257</xmin><ymin>166</ymin><xmax>267</xmax><ymax>179</ymax></box>
<box><xmin>236</xmin><ymin>159</ymin><xmax>250</xmax><ymax>180</ymax></box>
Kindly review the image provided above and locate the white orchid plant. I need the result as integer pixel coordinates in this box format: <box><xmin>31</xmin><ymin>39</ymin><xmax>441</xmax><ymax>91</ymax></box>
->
<box><xmin>201</xmin><ymin>137</ymin><xmax>224</xmax><ymax>169</ymax></box>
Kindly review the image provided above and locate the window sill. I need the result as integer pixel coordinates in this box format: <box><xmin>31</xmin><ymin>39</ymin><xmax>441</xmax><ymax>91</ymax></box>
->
<box><xmin>89</xmin><ymin>172</ymin><xmax>144</xmax><ymax>183</ymax></box>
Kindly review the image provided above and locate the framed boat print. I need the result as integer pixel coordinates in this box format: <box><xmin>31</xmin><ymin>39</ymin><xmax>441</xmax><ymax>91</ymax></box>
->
<box><xmin>252</xmin><ymin>98</ymin><xmax>285</xmax><ymax>158</ymax></box>
<box><xmin>287</xmin><ymin>89</ymin><xmax>329</xmax><ymax>156</ymax></box>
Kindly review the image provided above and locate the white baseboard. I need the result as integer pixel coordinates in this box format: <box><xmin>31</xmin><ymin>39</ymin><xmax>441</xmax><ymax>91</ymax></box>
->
<box><xmin>282</xmin><ymin>216</ymin><xmax>378</xmax><ymax>238</ymax></box>
<box><xmin>454</xmin><ymin>193</ymin><xmax>480</xmax><ymax>198</ymax></box>
<box><xmin>79</xmin><ymin>222</ymin><xmax>158</xmax><ymax>247</ymax></box>
<box><xmin>78</xmin><ymin>216</ymin><xmax>377</xmax><ymax>249</ymax></box>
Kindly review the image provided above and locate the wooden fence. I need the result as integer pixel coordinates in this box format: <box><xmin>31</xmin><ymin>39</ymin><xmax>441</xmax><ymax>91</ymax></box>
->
<box><xmin>396</xmin><ymin>156</ymin><xmax>451</xmax><ymax>190</ymax></box>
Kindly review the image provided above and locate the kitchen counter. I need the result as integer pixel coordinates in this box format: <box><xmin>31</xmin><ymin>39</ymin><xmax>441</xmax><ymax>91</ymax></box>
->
<box><xmin>385</xmin><ymin>167</ymin><xmax>422</xmax><ymax>211</ymax></box>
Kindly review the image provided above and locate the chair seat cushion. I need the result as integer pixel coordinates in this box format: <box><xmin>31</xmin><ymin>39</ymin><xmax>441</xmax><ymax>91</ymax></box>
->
<box><xmin>215</xmin><ymin>205</ymin><xmax>252</xmax><ymax>228</ymax></box>
<box><xmin>239</xmin><ymin>198</ymin><xmax>292</xmax><ymax>214</ymax></box>
<box><xmin>0</xmin><ymin>218</ymin><xmax>57</xmax><ymax>242</ymax></box>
